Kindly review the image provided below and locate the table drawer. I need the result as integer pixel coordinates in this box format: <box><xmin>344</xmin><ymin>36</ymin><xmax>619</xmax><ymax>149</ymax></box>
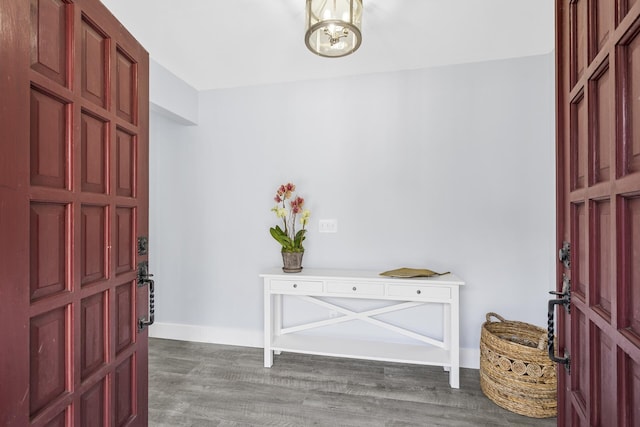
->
<box><xmin>270</xmin><ymin>279</ymin><xmax>323</xmax><ymax>293</ymax></box>
<box><xmin>326</xmin><ymin>281</ymin><xmax>384</xmax><ymax>296</ymax></box>
<box><xmin>386</xmin><ymin>284</ymin><xmax>451</xmax><ymax>300</ymax></box>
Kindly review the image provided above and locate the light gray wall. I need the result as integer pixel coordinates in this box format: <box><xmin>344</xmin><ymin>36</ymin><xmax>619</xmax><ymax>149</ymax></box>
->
<box><xmin>148</xmin><ymin>52</ymin><xmax>556</xmax><ymax>365</ymax></box>
<box><xmin>150</xmin><ymin>59</ymin><xmax>199</xmax><ymax>125</ymax></box>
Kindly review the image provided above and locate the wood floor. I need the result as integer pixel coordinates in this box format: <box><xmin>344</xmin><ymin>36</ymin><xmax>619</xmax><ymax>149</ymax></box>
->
<box><xmin>149</xmin><ymin>338</ymin><xmax>557</xmax><ymax>426</ymax></box>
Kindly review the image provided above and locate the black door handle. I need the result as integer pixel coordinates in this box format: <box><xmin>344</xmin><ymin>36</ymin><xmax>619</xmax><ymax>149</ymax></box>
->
<box><xmin>547</xmin><ymin>289</ymin><xmax>570</xmax><ymax>370</ymax></box>
<box><xmin>138</xmin><ymin>279</ymin><xmax>155</xmax><ymax>332</ymax></box>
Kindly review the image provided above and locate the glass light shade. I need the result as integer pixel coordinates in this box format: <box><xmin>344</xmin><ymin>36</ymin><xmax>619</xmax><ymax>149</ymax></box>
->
<box><xmin>305</xmin><ymin>0</ymin><xmax>363</xmax><ymax>58</ymax></box>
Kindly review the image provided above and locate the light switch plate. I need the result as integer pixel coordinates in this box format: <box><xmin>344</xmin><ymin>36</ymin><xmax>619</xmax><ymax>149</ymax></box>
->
<box><xmin>318</xmin><ymin>219</ymin><xmax>338</xmax><ymax>233</ymax></box>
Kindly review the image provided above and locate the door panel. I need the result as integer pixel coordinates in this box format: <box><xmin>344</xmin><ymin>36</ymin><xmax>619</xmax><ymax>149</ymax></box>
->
<box><xmin>619</xmin><ymin>195</ymin><xmax>640</xmax><ymax>338</ymax></box>
<box><xmin>621</xmin><ymin>25</ymin><xmax>640</xmax><ymax>174</ymax></box>
<box><xmin>115</xmin><ymin>282</ymin><xmax>134</xmax><ymax>354</ymax></box>
<box><xmin>30</xmin><ymin>202</ymin><xmax>68</xmax><ymax>301</ymax></box>
<box><xmin>80</xmin><ymin>379</ymin><xmax>105</xmax><ymax>427</ymax></box>
<box><xmin>570</xmin><ymin>92</ymin><xmax>587</xmax><ymax>190</ymax></box>
<box><xmin>30</xmin><ymin>0</ymin><xmax>68</xmax><ymax>86</ymax></box>
<box><xmin>571</xmin><ymin>0</ymin><xmax>588</xmax><ymax>85</ymax></box>
<box><xmin>590</xmin><ymin>61</ymin><xmax>612</xmax><ymax>185</ymax></box>
<box><xmin>81</xmin><ymin>18</ymin><xmax>108</xmax><ymax>108</ymax></box>
<box><xmin>592</xmin><ymin>326</ymin><xmax>616</xmax><ymax>424</ymax></box>
<box><xmin>81</xmin><ymin>204</ymin><xmax>107</xmax><ymax>286</ymax></box>
<box><xmin>593</xmin><ymin>2</ymin><xmax>614</xmax><ymax>57</ymax></box>
<box><xmin>571</xmin><ymin>201</ymin><xmax>587</xmax><ymax>298</ymax></box>
<box><xmin>556</xmin><ymin>0</ymin><xmax>640</xmax><ymax>425</ymax></box>
<box><xmin>622</xmin><ymin>354</ymin><xmax>640</xmax><ymax>426</ymax></box>
<box><xmin>81</xmin><ymin>111</ymin><xmax>108</xmax><ymax>194</ymax></box>
<box><xmin>29</xmin><ymin>307</ymin><xmax>68</xmax><ymax>416</ymax></box>
<box><xmin>115</xmin><ymin>356</ymin><xmax>134</xmax><ymax>426</ymax></box>
<box><xmin>115</xmin><ymin>49</ymin><xmax>136</xmax><ymax>124</ymax></box>
<box><xmin>116</xmin><ymin>128</ymin><xmax>136</xmax><ymax>197</ymax></box>
<box><xmin>80</xmin><ymin>291</ymin><xmax>106</xmax><ymax>380</ymax></box>
<box><xmin>590</xmin><ymin>199</ymin><xmax>612</xmax><ymax>317</ymax></box>
<box><xmin>0</xmin><ymin>0</ymin><xmax>149</xmax><ymax>425</ymax></box>
<box><xmin>116</xmin><ymin>207</ymin><xmax>135</xmax><ymax>274</ymax></box>
<box><xmin>29</xmin><ymin>87</ymin><xmax>69</xmax><ymax>189</ymax></box>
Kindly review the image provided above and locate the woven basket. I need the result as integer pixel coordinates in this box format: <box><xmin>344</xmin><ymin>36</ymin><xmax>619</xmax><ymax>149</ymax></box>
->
<box><xmin>479</xmin><ymin>312</ymin><xmax>557</xmax><ymax>418</ymax></box>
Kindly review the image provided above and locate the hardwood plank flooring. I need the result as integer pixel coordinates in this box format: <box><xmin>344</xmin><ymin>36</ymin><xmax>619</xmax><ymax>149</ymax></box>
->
<box><xmin>149</xmin><ymin>338</ymin><xmax>557</xmax><ymax>426</ymax></box>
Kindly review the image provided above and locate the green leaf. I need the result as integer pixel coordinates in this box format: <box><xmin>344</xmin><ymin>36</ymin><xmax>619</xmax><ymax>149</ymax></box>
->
<box><xmin>270</xmin><ymin>226</ymin><xmax>293</xmax><ymax>250</ymax></box>
<box><xmin>293</xmin><ymin>229</ymin><xmax>306</xmax><ymax>251</ymax></box>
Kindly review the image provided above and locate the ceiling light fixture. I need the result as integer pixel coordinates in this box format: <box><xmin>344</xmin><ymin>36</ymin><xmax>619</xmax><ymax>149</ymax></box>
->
<box><xmin>305</xmin><ymin>0</ymin><xmax>363</xmax><ymax>58</ymax></box>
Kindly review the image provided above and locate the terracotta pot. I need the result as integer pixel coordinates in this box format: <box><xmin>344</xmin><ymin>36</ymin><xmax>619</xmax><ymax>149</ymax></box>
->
<box><xmin>282</xmin><ymin>251</ymin><xmax>304</xmax><ymax>273</ymax></box>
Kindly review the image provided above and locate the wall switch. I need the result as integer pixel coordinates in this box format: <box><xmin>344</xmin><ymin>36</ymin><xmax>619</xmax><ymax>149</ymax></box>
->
<box><xmin>318</xmin><ymin>219</ymin><xmax>338</xmax><ymax>233</ymax></box>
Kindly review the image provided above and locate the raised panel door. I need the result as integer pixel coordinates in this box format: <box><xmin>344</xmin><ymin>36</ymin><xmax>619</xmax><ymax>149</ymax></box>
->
<box><xmin>0</xmin><ymin>0</ymin><xmax>149</xmax><ymax>425</ymax></box>
<box><xmin>556</xmin><ymin>0</ymin><xmax>640</xmax><ymax>425</ymax></box>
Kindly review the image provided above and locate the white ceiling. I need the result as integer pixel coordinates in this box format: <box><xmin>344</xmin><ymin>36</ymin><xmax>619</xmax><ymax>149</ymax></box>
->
<box><xmin>100</xmin><ymin>0</ymin><xmax>554</xmax><ymax>91</ymax></box>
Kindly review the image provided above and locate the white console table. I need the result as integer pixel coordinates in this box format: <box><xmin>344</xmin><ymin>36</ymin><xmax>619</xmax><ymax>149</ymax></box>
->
<box><xmin>260</xmin><ymin>268</ymin><xmax>465</xmax><ymax>388</ymax></box>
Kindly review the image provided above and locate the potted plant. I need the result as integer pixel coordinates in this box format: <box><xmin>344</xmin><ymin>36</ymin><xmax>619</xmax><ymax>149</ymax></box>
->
<box><xmin>270</xmin><ymin>183</ymin><xmax>310</xmax><ymax>272</ymax></box>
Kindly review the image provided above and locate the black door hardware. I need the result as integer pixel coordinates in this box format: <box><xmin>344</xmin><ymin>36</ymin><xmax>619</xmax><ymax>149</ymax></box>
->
<box><xmin>558</xmin><ymin>241</ymin><xmax>570</xmax><ymax>269</ymax></box>
<box><xmin>547</xmin><ymin>275</ymin><xmax>571</xmax><ymax>372</ymax></box>
<box><xmin>137</xmin><ymin>261</ymin><xmax>155</xmax><ymax>332</ymax></box>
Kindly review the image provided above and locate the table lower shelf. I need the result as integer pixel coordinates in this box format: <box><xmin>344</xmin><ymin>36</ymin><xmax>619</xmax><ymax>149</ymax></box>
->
<box><xmin>269</xmin><ymin>334</ymin><xmax>451</xmax><ymax>367</ymax></box>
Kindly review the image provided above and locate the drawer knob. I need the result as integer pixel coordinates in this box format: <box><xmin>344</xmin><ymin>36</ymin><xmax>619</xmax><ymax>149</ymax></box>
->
<box><xmin>417</xmin><ymin>290</ymin><xmax>421</xmax><ymax>295</ymax></box>
<box><xmin>352</xmin><ymin>287</ymin><xmax>357</xmax><ymax>291</ymax></box>
<box><xmin>293</xmin><ymin>284</ymin><xmax>298</xmax><ymax>288</ymax></box>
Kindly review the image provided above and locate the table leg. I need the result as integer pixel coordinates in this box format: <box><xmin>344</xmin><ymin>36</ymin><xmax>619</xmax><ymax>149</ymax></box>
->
<box><xmin>443</xmin><ymin>303</ymin><xmax>451</xmax><ymax>373</ymax></box>
<box><xmin>264</xmin><ymin>287</ymin><xmax>273</xmax><ymax>368</ymax></box>
<box><xmin>449</xmin><ymin>288</ymin><xmax>460</xmax><ymax>388</ymax></box>
<box><xmin>274</xmin><ymin>294</ymin><xmax>282</xmax><ymax>355</ymax></box>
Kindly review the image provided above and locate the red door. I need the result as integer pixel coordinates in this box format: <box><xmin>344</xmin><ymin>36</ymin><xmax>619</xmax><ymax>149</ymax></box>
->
<box><xmin>0</xmin><ymin>0</ymin><xmax>150</xmax><ymax>425</ymax></box>
<box><xmin>555</xmin><ymin>0</ymin><xmax>640</xmax><ymax>425</ymax></box>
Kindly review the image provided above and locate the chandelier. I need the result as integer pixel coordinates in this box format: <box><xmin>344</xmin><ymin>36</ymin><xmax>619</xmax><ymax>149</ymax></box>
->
<box><xmin>305</xmin><ymin>0</ymin><xmax>363</xmax><ymax>58</ymax></box>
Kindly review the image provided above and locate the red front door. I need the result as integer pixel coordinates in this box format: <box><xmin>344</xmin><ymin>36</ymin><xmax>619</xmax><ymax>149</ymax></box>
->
<box><xmin>555</xmin><ymin>0</ymin><xmax>640</xmax><ymax>425</ymax></box>
<box><xmin>0</xmin><ymin>0</ymin><xmax>150</xmax><ymax>425</ymax></box>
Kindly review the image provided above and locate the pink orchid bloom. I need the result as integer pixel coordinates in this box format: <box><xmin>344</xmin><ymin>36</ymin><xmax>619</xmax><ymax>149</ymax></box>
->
<box><xmin>290</xmin><ymin>197</ymin><xmax>304</xmax><ymax>214</ymax></box>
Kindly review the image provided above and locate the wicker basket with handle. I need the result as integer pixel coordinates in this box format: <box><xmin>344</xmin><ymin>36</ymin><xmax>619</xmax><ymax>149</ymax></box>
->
<box><xmin>479</xmin><ymin>312</ymin><xmax>557</xmax><ymax>418</ymax></box>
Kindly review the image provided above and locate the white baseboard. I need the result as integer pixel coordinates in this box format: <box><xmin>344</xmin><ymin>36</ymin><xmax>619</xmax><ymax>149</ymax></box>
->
<box><xmin>149</xmin><ymin>322</ymin><xmax>263</xmax><ymax>348</ymax></box>
<box><xmin>149</xmin><ymin>321</ymin><xmax>481</xmax><ymax>370</ymax></box>
<box><xmin>461</xmin><ymin>348</ymin><xmax>480</xmax><ymax>369</ymax></box>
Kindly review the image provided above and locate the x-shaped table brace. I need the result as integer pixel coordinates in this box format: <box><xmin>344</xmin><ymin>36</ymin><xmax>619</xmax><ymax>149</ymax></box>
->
<box><xmin>276</xmin><ymin>295</ymin><xmax>445</xmax><ymax>349</ymax></box>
